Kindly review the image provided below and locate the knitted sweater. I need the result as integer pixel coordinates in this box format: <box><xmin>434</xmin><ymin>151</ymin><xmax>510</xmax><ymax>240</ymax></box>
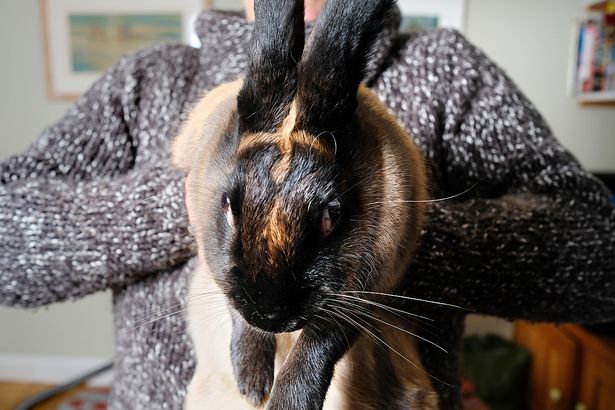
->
<box><xmin>1</xmin><ymin>9</ymin><xmax>614</xmax><ymax>410</ymax></box>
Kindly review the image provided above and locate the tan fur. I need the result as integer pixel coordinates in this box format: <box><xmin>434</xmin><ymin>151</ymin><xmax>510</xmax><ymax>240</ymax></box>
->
<box><xmin>271</xmin><ymin>102</ymin><xmax>300</xmax><ymax>182</ymax></box>
<box><xmin>278</xmin><ymin>101</ymin><xmax>299</xmax><ymax>136</ymax></box>
<box><xmin>269</xmin><ymin>140</ymin><xmax>293</xmax><ymax>184</ymax></box>
<box><xmin>171</xmin><ymin>79</ymin><xmax>244</xmax><ymax>171</ymax></box>
<box><xmin>178</xmin><ymin>81</ymin><xmax>435</xmax><ymax>409</ymax></box>
<box><xmin>262</xmin><ymin>198</ymin><xmax>290</xmax><ymax>264</ymax></box>
<box><xmin>380</xmin><ymin>318</ymin><xmax>439</xmax><ymax>408</ymax></box>
<box><xmin>185</xmin><ymin>260</ymin><xmax>256</xmax><ymax>410</ymax></box>
<box><xmin>237</xmin><ymin>102</ymin><xmax>334</xmax><ymax>261</ymax></box>
<box><xmin>237</xmin><ymin>103</ymin><xmax>331</xmax><ymax>185</ymax></box>
<box><xmin>274</xmin><ymin>331</ymin><xmax>301</xmax><ymax>373</ymax></box>
<box><xmin>237</xmin><ymin>131</ymin><xmax>280</xmax><ymax>152</ymax></box>
<box><xmin>355</xmin><ymin>85</ymin><xmax>428</xmax><ymax>292</ymax></box>
<box><xmin>269</xmin><ymin>128</ymin><xmax>333</xmax><ymax>184</ymax></box>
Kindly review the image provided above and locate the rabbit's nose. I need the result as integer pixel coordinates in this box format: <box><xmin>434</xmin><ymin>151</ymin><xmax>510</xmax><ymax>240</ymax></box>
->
<box><xmin>249</xmin><ymin>308</ymin><xmax>293</xmax><ymax>333</ymax></box>
<box><xmin>263</xmin><ymin>311</ymin><xmax>284</xmax><ymax>321</ymax></box>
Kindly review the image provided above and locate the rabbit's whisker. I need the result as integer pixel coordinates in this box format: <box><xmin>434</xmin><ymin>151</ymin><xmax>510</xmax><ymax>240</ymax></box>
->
<box><xmin>330</xmin><ymin>301</ymin><xmax>447</xmax><ymax>353</ymax></box>
<box><xmin>365</xmin><ymin>180</ymin><xmax>482</xmax><ymax>206</ymax></box>
<box><xmin>333</xmin><ymin>295</ymin><xmax>440</xmax><ymax>336</ymax></box>
<box><xmin>135</xmin><ymin>297</ymin><xmax>225</xmax><ymax>329</ymax></box>
<box><xmin>135</xmin><ymin>291</ymin><xmax>222</xmax><ymax>321</ymax></box>
<box><xmin>169</xmin><ymin>306</ymin><xmax>229</xmax><ymax>344</ymax></box>
<box><xmin>315</xmin><ymin>310</ymin><xmax>353</xmax><ymax>349</ymax></box>
<box><xmin>119</xmin><ymin>192</ymin><xmax>163</xmax><ymax>214</ymax></box>
<box><xmin>329</xmin><ymin>306</ymin><xmax>457</xmax><ymax>388</ymax></box>
<box><xmin>134</xmin><ymin>308</ymin><xmax>191</xmax><ymax>329</ymax></box>
<box><xmin>343</xmin><ymin>291</ymin><xmax>468</xmax><ymax>310</ymax></box>
<box><xmin>336</xmin><ymin>294</ymin><xmax>435</xmax><ymax>322</ymax></box>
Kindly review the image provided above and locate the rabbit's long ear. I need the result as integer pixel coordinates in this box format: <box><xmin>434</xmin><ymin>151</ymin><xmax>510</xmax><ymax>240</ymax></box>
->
<box><xmin>237</xmin><ymin>0</ymin><xmax>305</xmax><ymax>133</ymax></box>
<box><xmin>296</xmin><ymin>0</ymin><xmax>395</xmax><ymax>133</ymax></box>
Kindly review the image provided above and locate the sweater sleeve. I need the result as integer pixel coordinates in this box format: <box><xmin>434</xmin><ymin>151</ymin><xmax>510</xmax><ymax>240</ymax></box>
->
<box><xmin>0</xmin><ymin>44</ymin><xmax>199</xmax><ymax>308</ymax></box>
<box><xmin>408</xmin><ymin>196</ymin><xmax>615</xmax><ymax>323</ymax></box>
<box><xmin>384</xmin><ymin>29</ymin><xmax>615</xmax><ymax>324</ymax></box>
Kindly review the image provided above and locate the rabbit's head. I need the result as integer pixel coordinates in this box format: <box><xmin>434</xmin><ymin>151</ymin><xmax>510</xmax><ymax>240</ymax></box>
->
<box><xmin>173</xmin><ymin>0</ymin><xmax>427</xmax><ymax>333</ymax></box>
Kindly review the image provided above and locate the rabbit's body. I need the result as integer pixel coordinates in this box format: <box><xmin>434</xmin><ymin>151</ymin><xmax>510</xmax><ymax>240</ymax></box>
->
<box><xmin>173</xmin><ymin>1</ymin><xmax>438</xmax><ymax>408</ymax></box>
<box><xmin>177</xmin><ymin>79</ymin><xmax>436</xmax><ymax>409</ymax></box>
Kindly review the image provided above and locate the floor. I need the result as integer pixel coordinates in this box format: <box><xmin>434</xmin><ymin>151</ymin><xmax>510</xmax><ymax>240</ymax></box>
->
<box><xmin>0</xmin><ymin>382</ymin><xmax>106</xmax><ymax>410</ymax></box>
<box><xmin>1</xmin><ymin>381</ymin><xmax>488</xmax><ymax>409</ymax></box>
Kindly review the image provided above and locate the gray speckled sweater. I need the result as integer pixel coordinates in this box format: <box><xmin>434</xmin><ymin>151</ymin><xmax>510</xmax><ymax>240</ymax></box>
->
<box><xmin>1</xmin><ymin>9</ymin><xmax>614</xmax><ymax>410</ymax></box>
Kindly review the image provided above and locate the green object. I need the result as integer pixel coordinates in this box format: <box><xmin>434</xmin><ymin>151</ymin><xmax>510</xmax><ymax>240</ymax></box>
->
<box><xmin>462</xmin><ymin>334</ymin><xmax>532</xmax><ymax>410</ymax></box>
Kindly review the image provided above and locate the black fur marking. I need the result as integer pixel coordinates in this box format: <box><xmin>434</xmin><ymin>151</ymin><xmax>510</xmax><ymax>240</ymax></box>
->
<box><xmin>224</xmin><ymin>143</ymin><xmax>353</xmax><ymax>331</ymax></box>
<box><xmin>238</xmin><ymin>0</ymin><xmax>305</xmax><ymax>132</ymax></box>
<box><xmin>218</xmin><ymin>127</ymin><xmax>385</xmax><ymax>340</ymax></box>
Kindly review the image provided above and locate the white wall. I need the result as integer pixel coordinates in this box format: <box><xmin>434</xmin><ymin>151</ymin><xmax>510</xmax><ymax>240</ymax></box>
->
<box><xmin>0</xmin><ymin>0</ymin><xmax>612</xmax><ymax>362</ymax></box>
<box><xmin>0</xmin><ymin>1</ymin><xmax>72</xmax><ymax>154</ymax></box>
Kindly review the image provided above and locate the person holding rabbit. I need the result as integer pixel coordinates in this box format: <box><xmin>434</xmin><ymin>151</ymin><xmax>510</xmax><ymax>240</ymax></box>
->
<box><xmin>1</xmin><ymin>0</ymin><xmax>614</xmax><ymax>409</ymax></box>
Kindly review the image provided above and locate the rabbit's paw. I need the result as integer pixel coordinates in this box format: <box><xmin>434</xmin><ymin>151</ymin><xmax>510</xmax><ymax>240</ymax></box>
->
<box><xmin>264</xmin><ymin>383</ymin><xmax>320</xmax><ymax>410</ymax></box>
<box><xmin>234</xmin><ymin>355</ymin><xmax>274</xmax><ymax>406</ymax></box>
<box><xmin>231</xmin><ymin>318</ymin><xmax>276</xmax><ymax>406</ymax></box>
<box><xmin>264</xmin><ymin>367</ymin><xmax>323</xmax><ymax>410</ymax></box>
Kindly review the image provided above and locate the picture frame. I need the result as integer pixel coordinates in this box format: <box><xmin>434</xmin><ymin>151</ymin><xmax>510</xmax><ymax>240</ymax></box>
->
<box><xmin>396</xmin><ymin>0</ymin><xmax>467</xmax><ymax>33</ymax></box>
<box><xmin>41</xmin><ymin>0</ymin><xmax>209</xmax><ymax>99</ymax></box>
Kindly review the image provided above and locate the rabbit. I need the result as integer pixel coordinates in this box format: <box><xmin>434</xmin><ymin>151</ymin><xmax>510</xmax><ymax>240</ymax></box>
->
<box><xmin>172</xmin><ymin>0</ymin><xmax>438</xmax><ymax>408</ymax></box>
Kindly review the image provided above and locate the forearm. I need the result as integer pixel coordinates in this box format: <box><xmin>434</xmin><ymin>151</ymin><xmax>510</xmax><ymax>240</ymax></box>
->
<box><xmin>404</xmin><ymin>193</ymin><xmax>615</xmax><ymax>323</ymax></box>
<box><xmin>0</xmin><ymin>164</ymin><xmax>192</xmax><ymax>307</ymax></box>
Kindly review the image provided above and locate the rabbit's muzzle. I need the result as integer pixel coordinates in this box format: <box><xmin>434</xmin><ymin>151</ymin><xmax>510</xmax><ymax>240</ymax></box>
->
<box><xmin>229</xmin><ymin>273</ymin><xmax>315</xmax><ymax>333</ymax></box>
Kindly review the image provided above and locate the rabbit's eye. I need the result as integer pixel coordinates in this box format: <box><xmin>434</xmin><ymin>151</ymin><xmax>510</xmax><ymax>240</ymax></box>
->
<box><xmin>321</xmin><ymin>199</ymin><xmax>341</xmax><ymax>237</ymax></box>
<box><xmin>221</xmin><ymin>192</ymin><xmax>234</xmax><ymax>227</ymax></box>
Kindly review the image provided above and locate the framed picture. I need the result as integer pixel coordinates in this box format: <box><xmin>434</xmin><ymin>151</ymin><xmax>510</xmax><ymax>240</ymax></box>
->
<box><xmin>41</xmin><ymin>0</ymin><xmax>208</xmax><ymax>99</ymax></box>
<box><xmin>397</xmin><ymin>0</ymin><xmax>467</xmax><ymax>33</ymax></box>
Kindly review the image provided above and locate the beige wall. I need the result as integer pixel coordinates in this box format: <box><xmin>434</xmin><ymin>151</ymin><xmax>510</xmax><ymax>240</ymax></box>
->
<box><xmin>466</xmin><ymin>0</ymin><xmax>615</xmax><ymax>172</ymax></box>
<box><xmin>212</xmin><ymin>0</ymin><xmax>243</xmax><ymax>10</ymax></box>
<box><xmin>0</xmin><ymin>0</ymin><xmax>612</xmax><ymax>359</ymax></box>
<box><xmin>0</xmin><ymin>0</ymin><xmax>113</xmax><ymax>358</ymax></box>
<box><xmin>0</xmin><ymin>1</ymin><xmax>72</xmax><ymax>154</ymax></box>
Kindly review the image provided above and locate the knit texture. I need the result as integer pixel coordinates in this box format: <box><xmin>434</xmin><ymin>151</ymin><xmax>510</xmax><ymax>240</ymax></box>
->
<box><xmin>1</xmin><ymin>9</ymin><xmax>614</xmax><ymax>409</ymax></box>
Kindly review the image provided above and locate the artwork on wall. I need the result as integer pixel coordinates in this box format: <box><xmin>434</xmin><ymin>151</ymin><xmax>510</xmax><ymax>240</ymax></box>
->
<box><xmin>397</xmin><ymin>0</ymin><xmax>467</xmax><ymax>33</ymax></box>
<box><xmin>41</xmin><ymin>0</ymin><xmax>208</xmax><ymax>99</ymax></box>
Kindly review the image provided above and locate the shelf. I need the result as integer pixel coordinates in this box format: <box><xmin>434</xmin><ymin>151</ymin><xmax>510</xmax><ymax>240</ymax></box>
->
<box><xmin>572</xmin><ymin>2</ymin><xmax>615</xmax><ymax>106</ymax></box>
<box><xmin>584</xmin><ymin>1</ymin><xmax>609</xmax><ymax>12</ymax></box>
<box><xmin>576</xmin><ymin>91</ymin><xmax>615</xmax><ymax>104</ymax></box>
